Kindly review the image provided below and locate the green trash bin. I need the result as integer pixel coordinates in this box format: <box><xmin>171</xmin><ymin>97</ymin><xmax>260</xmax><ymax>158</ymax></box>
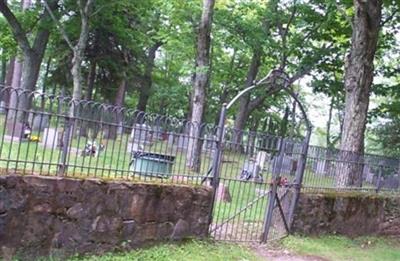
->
<box><xmin>130</xmin><ymin>152</ymin><xmax>175</xmax><ymax>178</ymax></box>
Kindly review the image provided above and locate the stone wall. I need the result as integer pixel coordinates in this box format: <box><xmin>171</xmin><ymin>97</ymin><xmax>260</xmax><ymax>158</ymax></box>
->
<box><xmin>0</xmin><ymin>175</ymin><xmax>212</xmax><ymax>259</ymax></box>
<box><xmin>290</xmin><ymin>191</ymin><xmax>400</xmax><ymax>237</ymax></box>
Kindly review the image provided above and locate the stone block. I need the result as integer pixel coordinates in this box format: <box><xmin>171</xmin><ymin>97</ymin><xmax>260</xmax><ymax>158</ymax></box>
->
<box><xmin>0</xmin><ymin>175</ymin><xmax>212</xmax><ymax>260</ymax></box>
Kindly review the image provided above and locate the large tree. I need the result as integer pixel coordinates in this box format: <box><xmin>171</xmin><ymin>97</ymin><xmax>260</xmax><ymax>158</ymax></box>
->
<box><xmin>336</xmin><ymin>0</ymin><xmax>383</xmax><ymax>187</ymax></box>
<box><xmin>186</xmin><ymin>0</ymin><xmax>215</xmax><ymax>171</ymax></box>
<box><xmin>0</xmin><ymin>0</ymin><xmax>59</xmax><ymax>122</ymax></box>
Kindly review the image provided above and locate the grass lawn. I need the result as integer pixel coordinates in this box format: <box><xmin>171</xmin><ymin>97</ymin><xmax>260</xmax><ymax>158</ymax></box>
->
<box><xmin>280</xmin><ymin>235</ymin><xmax>400</xmax><ymax>261</ymax></box>
<box><xmin>39</xmin><ymin>236</ymin><xmax>400</xmax><ymax>261</ymax></box>
<box><xmin>66</xmin><ymin>240</ymin><xmax>261</xmax><ymax>261</ymax></box>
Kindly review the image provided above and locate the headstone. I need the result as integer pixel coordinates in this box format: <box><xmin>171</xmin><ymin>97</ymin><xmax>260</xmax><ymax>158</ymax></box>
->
<box><xmin>5</xmin><ymin>121</ymin><xmax>24</xmax><ymax>138</ymax></box>
<box><xmin>0</xmin><ymin>101</ymin><xmax>5</xmax><ymax>114</ymax></box>
<box><xmin>256</xmin><ymin>151</ymin><xmax>268</xmax><ymax>170</ymax></box>
<box><xmin>127</xmin><ymin>142</ymin><xmax>144</xmax><ymax>153</ymax></box>
<box><xmin>176</xmin><ymin>134</ymin><xmax>189</xmax><ymax>150</ymax></box>
<box><xmin>202</xmin><ymin>134</ymin><xmax>217</xmax><ymax>153</ymax></box>
<box><xmin>32</xmin><ymin>114</ymin><xmax>49</xmax><ymax>131</ymax></box>
<box><xmin>152</xmin><ymin>125</ymin><xmax>164</xmax><ymax>140</ymax></box>
<box><xmin>216</xmin><ymin>184</ymin><xmax>232</xmax><ymax>202</ymax></box>
<box><xmin>271</xmin><ymin>154</ymin><xmax>296</xmax><ymax>176</ymax></box>
<box><xmin>167</xmin><ymin>132</ymin><xmax>176</xmax><ymax>147</ymax></box>
<box><xmin>381</xmin><ymin>175</ymin><xmax>400</xmax><ymax>189</ymax></box>
<box><xmin>281</xmin><ymin>155</ymin><xmax>294</xmax><ymax>175</ymax></box>
<box><xmin>117</xmin><ymin>124</ymin><xmax>124</xmax><ymax>135</ymax></box>
<box><xmin>315</xmin><ymin>159</ymin><xmax>326</xmax><ymax>175</ymax></box>
<box><xmin>40</xmin><ymin>128</ymin><xmax>67</xmax><ymax>148</ymax></box>
<box><xmin>130</xmin><ymin>124</ymin><xmax>153</xmax><ymax>145</ymax></box>
<box><xmin>363</xmin><ymin>164</ymin><xmax>375</xmax><ymax>184</ymax></box>
<box><xmin>41</xmin><ymin>128</ymin><xmax>59</xmax><ymax>148</ymax></box>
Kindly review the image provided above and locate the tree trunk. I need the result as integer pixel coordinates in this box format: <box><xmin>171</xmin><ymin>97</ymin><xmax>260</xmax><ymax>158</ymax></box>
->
<box><xmin>214</xmin><ymin>50</ymin><xmax>236</xmax><ymax>126</ymax></box>
<box><xmin>136</xmin><ymin>42</ymin><xmax>162</xmax><ymax>112</ymax></box>
<box><xmin>106</xmin><ymin>79</ymin><xmax>126</xmax><ymax>140</ymax></box>
<box><xmin>233</xmin><ymin>51</ymin><xmax>261</xmax><ymax>133</ymax></box>
<box><xmin>0</xmin><ymin>57</ymin><xmax>6</xmax><ymax>86</ymax></box>
<box><xmin>85</xmin><ymin>60</ymin><xmax>96</xmax><ymax>101</ymax></box>
<box><xmin>289</xmin><ymin>93</ymin><xmax>297</xmax><ymax>138</ymax></box>
<box><xmin>186</xmin><ymin>0</ymin><xmax>215</xmax><ymax>172</ymax></box>
<box><xmin>57</xmin><ymin>0</ymin><xmax>93</xmax><ymax>175</ymax></box>
<box><xmin>70</xmin><ymin>0</ymin><xmax>94</xmax><ymax>104</ymax></box>
<box><xmin>336</xmin><ymin>0</ymin><xmax>382</xmax><ymax>187</ymax></box>
<box><xmin>78</xmin><ymin>60</ymin><xmax>96</xmax><ymax>138</ymax></box>
<box><xmin>2</xmin><ymin>58</ymin><xmax>15</xmax><ymax>107</ymax></box>
<box><xmin>280</xmin><ymin>106</ymin><xmax>290</xmax><ymax>137</ymax></box>
<box><xmin>11</xmin><ymin>59</ymin><xmax>22</xmax><ymax>89</ymax></box>
<box><xmin>247</xmin><ymin>118</ymin><xmax>259</xmax><ymax>156</ymax></box>
<box><xmin>5</xmin><ymin>58</ymin><xmax>14</xmax><ymax>88</ymax></box>
<box><xmin>231</xmin><ymin>50</ymin><xmax>262</xmax><ymax>152</ymax></box>
<box><xmin>0</xmin><ymin>0</ymin><xmax>58</xmax><ymax>129</ymax></box>
<box><xmin>0</xmin><ymin>57</ymin><xmax>8</xmax><ymax>106</ymax></box>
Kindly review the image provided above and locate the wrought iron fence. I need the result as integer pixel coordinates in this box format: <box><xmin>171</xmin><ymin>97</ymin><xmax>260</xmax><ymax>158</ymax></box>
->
<box><xmin>0</xmin><ymin>87</ymin><xmax>399</xmax><ymax>243</ymax></box>
<box><xmin>0</xmin><ymin>88</ymin><xmax>222</xmax><ymax>185</ymax></box>
<box><xmin>303</xmin><ymin>145</ymin><xmax>400</xmax><ymax>193</ymax></box>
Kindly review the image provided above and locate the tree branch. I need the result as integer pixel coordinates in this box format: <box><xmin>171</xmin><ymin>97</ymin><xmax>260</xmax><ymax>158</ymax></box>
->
<box><xmin>279</xmin><ymin>0</ymin><xmax>297</xmax><ymax>68</ymax></box>
<box><xmin>42</xmin><ymin>0</ymin><xmax>74</xmax><ymax>51</ymax></box>
<box><xmin>335</xmin><ymin>1</ymin><xmax>353</xmax><ymax>29</ymax></box>
<box><xmin>381</xmin><ymin>8</ymin><xmax>399</xmax><ymax>27</ymax></box>
<box><xmin>0</xmin><ymin>1</ymin><xmax>32</xmax><ymax>54</ymax></box>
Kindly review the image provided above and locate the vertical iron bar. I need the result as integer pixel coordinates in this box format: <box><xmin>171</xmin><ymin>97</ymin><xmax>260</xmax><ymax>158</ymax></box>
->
<box><xmin>376</xmin><ymin>164</ymin><xmax>383</xmax><ymax>193</ymax></box>
<box><xmin>261</xmin><ymin>137</ymin><xmax>285</xmax><ymax>243</ymax></box>
<box><xmin>287</xmin><ymin>128</ymin><xmax>311</xmax><ymax>227</ymax></box>
<box><xmin>207</xmin><ymin>104</ymin><xmax>227</xmax><ymax>230</ymax></box>
<box><xmin>58</xmin><ymin>116</ymin><xmax>73</xmax><ymax>176</ymax></box>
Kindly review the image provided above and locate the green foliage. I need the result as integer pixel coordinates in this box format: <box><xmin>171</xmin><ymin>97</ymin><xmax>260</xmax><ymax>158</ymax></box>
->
<box><xmin>2</xmin><ymin>0</ymin><xmax>400</xmax><ymax>147</ymax></box>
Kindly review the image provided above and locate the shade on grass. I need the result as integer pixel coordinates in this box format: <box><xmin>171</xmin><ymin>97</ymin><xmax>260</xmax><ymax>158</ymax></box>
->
<box><xmin>281</xmin><ymin>235</ymin><xmax>400</xmax><ymax>261</ymax></box>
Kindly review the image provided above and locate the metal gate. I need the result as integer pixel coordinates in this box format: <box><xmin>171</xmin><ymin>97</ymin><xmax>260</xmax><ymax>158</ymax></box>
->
<box><xmin>206</xmin><ymin>70</ymin><xmax>312</xmax><ymax>243</ymax></box>
<box><xmin>208</xmin><ymin>130</ymin><xmax>310</xmax><ymax>242</ymax></box>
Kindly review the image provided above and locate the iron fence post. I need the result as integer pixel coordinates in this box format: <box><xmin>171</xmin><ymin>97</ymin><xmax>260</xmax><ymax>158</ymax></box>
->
<box><xmin>58</xmin><ymin>116</ymin><xmax>73</xmax><ymax>176</ymax></box>
<box><xmin>287</xmin><ymin>128</ymin><xmax>311</xmax><ymax>228</ymax></box>
<box><xmin>398</xmin><ymin>161</ymin><xmax>400</xmax><ymax>193</ymax></box>
<box><xmin>261</xmin><ymin>137</ymin><xmax>286</xmax><ymax>243</ymax></box>
<box><xmin>207</xmin><ymin>104</ymin><xmax>227</xmax><ymax>229</ymax></box>
<box><xmin>376</xmin><ymin>164</ymin><xmax>383</xmax><ymax>193</ymax></box>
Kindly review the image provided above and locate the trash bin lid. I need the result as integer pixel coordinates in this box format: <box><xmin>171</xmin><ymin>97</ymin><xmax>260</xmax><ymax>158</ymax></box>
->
<box><xmin>133</xmin><ymin>152</ymin><xmax>175</xmax><ymax>162</ymax></box>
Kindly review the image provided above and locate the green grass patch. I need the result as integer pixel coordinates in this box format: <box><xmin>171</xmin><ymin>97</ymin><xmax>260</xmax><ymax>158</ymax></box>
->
<box><xmin>66</xmin><ymin>240</ymin><xmax>261</xmax><ymax>261</ymax></box>
<box><xmin>280</xmin><ymin>235</ymin><xmax>400</xmax><ymax>261</ymax></box>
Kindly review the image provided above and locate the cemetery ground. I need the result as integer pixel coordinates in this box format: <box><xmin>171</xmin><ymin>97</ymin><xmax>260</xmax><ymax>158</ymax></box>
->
<box><xmin>32</xmin><ymin>236</ymin><xmax>398</xmax><ymax>261</ymax></box>
<box><xmin>0</xmin><ymin>117</ymin><xmax>341</xmax><ymax>228</ymax></box>
<box><xmin>0</xmin><ymin>126</ymin><xmax>351</xmax><ymax>241</ymax></box>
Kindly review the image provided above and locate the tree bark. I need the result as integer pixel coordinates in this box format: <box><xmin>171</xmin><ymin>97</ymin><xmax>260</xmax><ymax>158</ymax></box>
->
<box><xmin>280</xmin><ymin>106</ymin><xmax>290</xmax><ymax>137</ymax></box>
<box><xmin>0</xmin><ymin>0</ymin><xmax>58</xmax><ymax>124</ymax></box>
<box><xmin>85</xmin><ymin>60</ymin><xmax>96</xmax><ymax>101</ymax></box>
<box><xmin>336</xmin><ymin>0</ymin><xmax>382</xmax><ymax>187</ymax></box>
<box><xmin>78</xmin><ymin>60</ymin><xmax>96</xmax><ymax>138</ymax></box>
<box><xmin>105</xmin><ymin>79</ymin><xmax>126</xmax><ymax>140</ymax></box>
<box><xmin>186</xmin><ymin>0</ymin><xmax>215</xmax><ymax>172</ymax></box>
<box><xmin>233</xmin><ymin>50</ymin><xmax>262</xmax><ymax>134</ymax></box>
<box><xmin>0</xmin><ymin>58</ymin><xmax>10</xmax><ymax>105</ymax></box>
<box><xmin>71</xmin><ymin>6</ymin><xmax>89</xmax><ymax>101</ymax></box>
<box><xmin>136</xmin><ymin>42</ymin><xmax>162</xmax><ymax>112</ymax></box>
<box><xmin>4</xmin><ymin>58</ymin><xmax>14</xmax><ymax>88</ymax></box>
<box><xmin>2</xmin><ymin>58</ymin><xmax>15</xmax><ymax>106</ymax></box>
<box><xmin>327</xmin><ymin>96</ymin><xmax>334</xmax><ymax>147</ymax></box>
<box><xmin>0</xmin><ymin>57</ymin><xmax>6</xmax><ymax>86</ymax></box>
<box><xmin>214</xmin><ymin>50</ymin><xmax>236</xmax><ymax>126</ymax></box>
